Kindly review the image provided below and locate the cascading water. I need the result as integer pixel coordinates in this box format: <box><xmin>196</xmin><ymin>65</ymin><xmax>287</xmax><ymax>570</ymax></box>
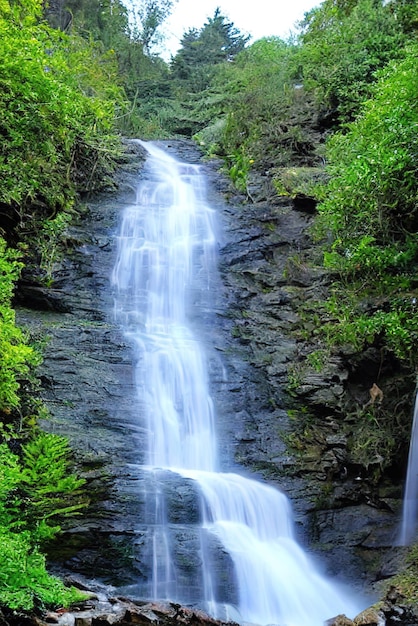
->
<box><xmin>400</xmin><ymin>393</ymin><xmax>418</xmax><ymax>545</ymax></box>
<box><xmin>112</xmin><ymin>141</ymin><xmax>363</xmax><ymax>626</ymax></box>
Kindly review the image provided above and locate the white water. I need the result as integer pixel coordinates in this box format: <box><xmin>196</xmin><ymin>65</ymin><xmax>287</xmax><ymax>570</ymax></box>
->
<box><xmin>112</xmin><ymin>141</ymin><xmax>362</xmax><ymax>625</ymax></box>
<box><xmin>400</xmin><ymin>394</ymin><xmax>418</xmax><ymax>545</ymax></box>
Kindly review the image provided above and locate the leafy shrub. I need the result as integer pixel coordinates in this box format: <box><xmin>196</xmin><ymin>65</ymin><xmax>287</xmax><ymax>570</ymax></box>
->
<box><xmin>314</xmin><ymin>46</ymin><xmax>418</xmax><ymax>362</ymax></box>
<box><xmin>20</xmin><ymin>432</ymin><xmax>87</xmax><ymax>536</ymax></box>
<box><xmin>0</xmin><ymin>440</ymin><xmax>86</xmax><ymax>610</ymax></box>
<box><xmin>317</xmin><ymin>48</ymin><xmax>418</xmax><ymax>250</ymax></box>
<box><xmin>0</xmin><ymin>530</ymin><xmax>84</xmax><ymax>610</ymax></box>
<box><xmin>38</xmin><ymin>213</ymin><xmax>72</xmax><ymax>286</ymax></box>
<box><xmin>214</xmin><ymin>37</ymin><xmax>328</xmax><ymax>175</ymax></box>
<box><xmin>300</xmin><ymin>0</ymin><xmax>411</xmax><ymax>122</ymax></box>
<box><xmin>227</xmin><ymin>148</ymin><xmax>254</xmax><ymax>194</ymax></box>
<box><xmin>0</xmin><ymin>239</ymin><xmax>40</xmax><ymax>412</ymax></box>
<box><xmin>0</xmin><ymin>3</ymin><xmax>124</xmax><ymax>227</ymax></box>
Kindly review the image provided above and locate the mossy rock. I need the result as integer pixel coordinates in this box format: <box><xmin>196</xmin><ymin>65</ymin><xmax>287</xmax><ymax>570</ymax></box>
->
<box><xmin>272</xmin><ymin>166</ymin><xmax>327</xmax><ymax>200</ymax></box>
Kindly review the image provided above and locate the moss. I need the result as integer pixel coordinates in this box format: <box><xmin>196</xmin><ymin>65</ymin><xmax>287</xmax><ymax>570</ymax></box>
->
<box><xmin>391</xmin><ymin>545</ymin><xmax>418</xmax><ymax>604</ymax></box>
<box><xmin>272</xmin><ymin>166</ymin><xmax>327</xmax><ymax>199</ymax></box>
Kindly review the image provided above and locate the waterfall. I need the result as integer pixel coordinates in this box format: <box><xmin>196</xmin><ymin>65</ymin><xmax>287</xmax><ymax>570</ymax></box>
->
<box><xmin>400</xmin><ymin>394</ymin><xmax>418</xmax><ymax>545</ymax></box>
<box><xmin>112</xmin><ymin>141</ymin><xmax>363</xmax><ymax>626</ymax></box>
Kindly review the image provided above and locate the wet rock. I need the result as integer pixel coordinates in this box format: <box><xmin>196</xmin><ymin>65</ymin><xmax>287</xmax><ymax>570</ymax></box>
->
<box><xmin>353</xmin><ymin>608</ymin><xmax>385</xmax><ymax>626</ymax></box>
<box><xmin>326</xmin><ymin>615</ymin><xmax>354</xmax><ymax>626</ymax></box>
<box><xmin>5</xmin><ymin>595</ymin><xmax>239</xmax><ymax>626</ymax></box>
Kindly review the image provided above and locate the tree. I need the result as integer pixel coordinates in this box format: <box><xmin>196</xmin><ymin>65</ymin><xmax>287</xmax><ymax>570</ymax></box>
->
<box><xmin>171</xmin><ymin>8</ymin><xmax>249</xmax><ymax>92</ymax></box>
<box><xmin>130</xmin><ymin>0</ymin><xmax>176</xmax><ymax>54</ymax></box>
<box><xmin>1</xmin><ymin>0</ymin><xmax>43</xmax><ymax>23</ymax></box>
<box><xmin>299</xmin><ymin>0</ymin><xmax>412</xmax><ymax>121</ymax></box>
<box><xmin>47</xmin><ymin>0</ymin><xmax>130</xmax><ymax>47</ymax></box>
<box><xmin>42</xmin><ymin>0</ymin><xmax>73</xmax><ymax>30</ymax></box>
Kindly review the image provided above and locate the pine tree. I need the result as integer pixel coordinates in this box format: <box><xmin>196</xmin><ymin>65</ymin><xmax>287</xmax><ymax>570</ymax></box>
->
<box><xmin>171</xmin><ymin>8</ymin><xmax>249</xmax><ymax>92</ymax></box>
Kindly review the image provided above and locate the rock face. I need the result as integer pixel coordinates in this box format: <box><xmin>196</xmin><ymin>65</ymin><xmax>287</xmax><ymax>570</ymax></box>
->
<box><xmin>16</xmin><ymin>140</ymin><xmax>411</xmax><ymax>609</ymax></box>
<box><xmin>212</xmin><ymin>166</ymin><xmax>409</xmax><ymax>585</ymax></box>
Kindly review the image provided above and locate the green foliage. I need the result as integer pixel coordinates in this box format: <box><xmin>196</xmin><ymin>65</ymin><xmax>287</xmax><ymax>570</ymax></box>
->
<box><xmin>347</xmin><ymin>405</ymin><xmax>399</xmax><ymax>475</ymax></box>
<box><xmin>306</xmin><ymin>349</ymin><xmax>329</xmax><ymax>372</ymax></box>
<box><xmin>0</xmin><ymin>6</ymin><xmax>125</xmax><ymax>610</ymax></box>
<box><xmin>390</xmin><ymin>542</ymin><xmax>418</xmax><ymax>605</ymax></box>
<box><xmin>317</xmin><ymin>48</ymin><xmax>418</xmax><ymax>249</ymax></box>
<box><xmin>0</xmin><ymin>433</ymin><xmax>87</xmax><ymax>539</ymax></box>
<box><xmin>0</xmin><ymin>440</ymin><xmax>86</xmax><ymax>610</ymax></box>
<box><xmin>272</xmin><ymin>167</ymin><xmax>327</xmax><ymax>198</ymax></box>
<box><xmin>300</xmin><ymin>0</ymin><xmax>412</xmax><ymax>121</ymax></box>
<box><xmin>38</xmin><ymin>213</ymin><xmax>72</xmax><ymax>286</ymax></box>
<box><xmin>0</xmin><ymin>0</ymin><xmax>176</xmax><ymax>615</ymax></box>
<box><xmin>227</xmin><ymin>149</ymin><xmax>254</xmax><ymax>194</ymax></box>
<box><xmin>0</xmin><ymin>0</ymin><xmax>43</xmax><ymax>25</ymax></box>
<box><xmin>0</xmin><ymin>442</ymin><xmax>21</xmax><ymax>525</ymax></box>
<box><xmin>0</xmin><ymin>10</ymin><xmax>124</xmax><ymax>224</ymax></box>
<box><xmin>171</xmin><ymin>8</ymin><xmax>249</xmax><ymax>88</ymax></box>
<box><xmin>160</xmin><ymin>9</ymin><xmax>249</xmax><ymax>137</ymax></box>
<box><xmin>322</xmin><ymin>296</ymin><xmax>418</xmax><ymax>362</ymax></box>
<box><xmin>20</xmin><ymin>433</ymin><xmax>87</xmax><ymax>534</ymax></box>
<box><xmin>51</xmin><ymin>0</ymin><xmax>174</xmax><ymax>138</ymax></box>
<box><xmin>194</xmin><ymin>118</ymin><xmax>227</xmax><ymax>155</ymax></box>
<box><xmin>0</xmin><ymin>532</ymin><xmax>84</xmax><ymax>611</ymax></box>
<box><xmin>0</xmin><ymin>239</ymin><xmax>40</xmax><ymax>412</ymax></box>
<box><xmin>313</xmin><ymin>47</ymin><xmax>418</xmax><ymax>363</ymax></box>
<box><xmin>1</xmin><ymin>432</ymin><xmax>86</xmax><ymax>603</ymax></box>
<box><xmin>215</xmin><ymin>38</ymin><xmax>322</xmax><ymax>172</ymax></box>
<box><xmin>58</xmin><ymin>0</ymin><xmax>176</xmax><ymax>56</ymax></box>
<box><xmin>207</xmin><ymin>0</ymin><xmax>415</xmax><ymax>184</ymax></box>
<box><xmin>131</xmin><ymin>0</ymin><xmax>177</xmax><ymax>55</ymax></box>
<box><xmin>63</xmin><ymin>0</ymin><xmax>130</xmax><ymax>48</ymax></box>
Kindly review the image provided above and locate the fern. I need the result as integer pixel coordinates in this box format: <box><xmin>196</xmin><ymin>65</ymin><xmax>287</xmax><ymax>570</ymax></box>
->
<box><xmin>21</xmin><ymin>433</ymin><xmax>87</xmax><ymax>529</ymax></box>
<box><xmin>0</xmin><ymin>531</ymin><xmax>85</xmax><ymax>610</ymax></box>
<box><xmin>0</xmin><ymin>438</ymin><xmax>88</xmax><ymax>610</ymax></box>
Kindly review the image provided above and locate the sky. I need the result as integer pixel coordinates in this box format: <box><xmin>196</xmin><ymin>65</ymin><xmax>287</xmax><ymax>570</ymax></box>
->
<box><xmin>160</xmin><ymin>0</ymin><xmax>321</xmax><ymax>59</ymax></box>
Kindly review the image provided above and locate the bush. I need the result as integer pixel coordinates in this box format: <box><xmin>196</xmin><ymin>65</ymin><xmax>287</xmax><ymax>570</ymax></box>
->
<box><xmin>319</xmin><ymin>47</ymin><xmax>417</xmax><ymax>239</ymax></box>
<box><xmin>0</xmin><ymin>530</ymin><xmax>84</xmax><ymax>610</ymax></box>
<box><xmin>300</xmin><ymin>0</ymin><xmax>411</xmax><ymax>122</ymax></box>
<box><xmin>0</xmin><ymin>438</ymin><xmax>86</xmax><ymax>610</ymax></box>
<box><xmin>0</xmin><ymin>3</ymin><xmax>124</xmax><ymax>225</ymax></box>
<box><xmin>0</xmin><ymin>239</ymin><xmax>40</xmax><ymax>412</ymax></box>
<box><xmin>314</xmin><ymin>46</ymin><xmax>418</xmax><ymax>362</ymax></box>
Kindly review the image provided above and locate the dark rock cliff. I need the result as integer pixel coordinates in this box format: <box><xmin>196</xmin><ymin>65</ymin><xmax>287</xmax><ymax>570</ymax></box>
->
<box><xmin>16</xmin><ymin>139</ymin><xmax>411</xmax><ymax>604</ymax></box>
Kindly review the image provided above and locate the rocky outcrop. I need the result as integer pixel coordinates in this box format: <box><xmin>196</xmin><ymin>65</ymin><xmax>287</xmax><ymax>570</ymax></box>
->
<box><xmin>2</xmin><ymin>584</ymin><xmax>417</xmax><ymax>626</ymax></box>
<box><xmin>0</xmin><ymin>593</ymin><xmax>239</xmax><ymax>626</ymax></box>
<box><xmin>214</xmin><ymin>161</ymin><xmax>416</xmax><ymax>586</ymax></box>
